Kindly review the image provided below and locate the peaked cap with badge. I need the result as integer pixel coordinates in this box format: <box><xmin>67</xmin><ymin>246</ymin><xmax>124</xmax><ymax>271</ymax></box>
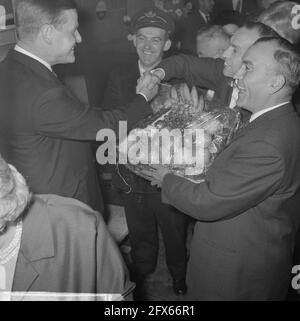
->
<box><xmin>131</xmin><ymin>6</ymin><xmax>175</xmax><ymax>34</ymax></box>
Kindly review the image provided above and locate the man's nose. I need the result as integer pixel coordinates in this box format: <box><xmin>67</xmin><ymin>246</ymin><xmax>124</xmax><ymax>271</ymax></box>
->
<box><xmin>76</xmin><ymin>30</ymin><xmax>82</xmax><ymax>43</ymax></box>
<box><xmin>222</xmin><ymin>46</ymin><xmax>232</xmax><ymax>60</ymax></box>
<box><xmin>144</xmin><ymin>40</ymin><xmax>151</xmax><ymax>49</ymax></box>
<box><xmin>234</xmin><ymin>65</ymin><xmax>246</xmax><ymax>80</ymax></box>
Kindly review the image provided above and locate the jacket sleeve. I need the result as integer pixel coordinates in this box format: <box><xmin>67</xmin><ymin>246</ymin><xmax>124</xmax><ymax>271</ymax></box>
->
<box><xmin>32</xmin><ymin>86</ymin><xmax>151</xmax><ymax>140</ymax></box>
<box><xmin>158</xmin><ymin>54</ymin><xmax>226</xmax><ymax>91</ymax></box>
<box><xmin>161</xmin><ymin>141</ymin><xmax>284</xmax><ymax>222</ymax></box>
<box><xmin>102</xmin><ymin>70</ymin><xmax>123</xmax><ymax>110</ymax></box>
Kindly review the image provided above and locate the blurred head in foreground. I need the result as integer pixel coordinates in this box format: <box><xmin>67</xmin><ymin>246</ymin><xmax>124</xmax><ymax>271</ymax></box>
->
<box><xmin>196</xmin><ymin>25</ymin><xmax>230</xmax><ymax>58</ymax></box>
<box><xmin>257</xmin><ymin>1</ymin><xmax>300</xmax><ymax>45</ymax></box>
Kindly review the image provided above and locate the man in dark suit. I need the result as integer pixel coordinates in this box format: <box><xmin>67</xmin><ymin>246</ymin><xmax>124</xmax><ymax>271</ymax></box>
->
<box><xmin>0</xmin><ymin>0</ymin><xmax>157</xmax><ymax>214</ymax></box>
<box><xmin>103</xmin><ymin>7</ymin><xmax>188</xmax><ymax>298</ymax></box>
<box><xmin>146</xmin><ymin>37</ymin><xmax>300</xmax><ymax>300</ymax></box>
<box><xmin>153</xmin><ymin>22</ymin><xmax>278</xmax><ymax>113</ymax></box>
<box><xmin>177</xmin><ymin>0</ymin><xmax>215</xmax><ymax>54</ymax></box>
<box><xmin>257</xmin><ymin>0</ymin><xmax>300</xmax><ymax>282</ymax></box>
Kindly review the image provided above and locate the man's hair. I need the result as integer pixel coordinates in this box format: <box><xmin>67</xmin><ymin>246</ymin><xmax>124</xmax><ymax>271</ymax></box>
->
<box><xmin>242</xmin><ymin>21</ymin><xmax>281</xmax><ymax>38</ymax></box>
<box><xmin>254</xmin><ymin>37</ymin><xmax>300</xmax><ymax>92</ymax></box>
<box><xmin>197</xmin><ymin>25</ymin><xmax>230</xmax><ymax>43</ymax></box>
<box><xmin>0</xmin><ymin>156</ymin><xmax>31</xmax><ymax>227</ymax></box>
<box><xmin>257</xmin><ymin>1</ymin><xmax>300</xmax><ymax>45</ymax></box>
<box><xmin>15</xmin><ymin>0</ymin><xmax>77</xmax><ymax>41</ymax></box>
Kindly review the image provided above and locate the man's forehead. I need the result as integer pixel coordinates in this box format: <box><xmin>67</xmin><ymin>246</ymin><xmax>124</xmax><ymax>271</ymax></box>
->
<box><xmin>62</xmin><ymin>8</ymin><xmax>78</xmax><ymax>19</ymax></box>
<box><xmin>243</xmin><ymin>42</ymin><xmax>275</xmax><ymax>63</ymax></box>
<box><xmin>137</xmin><ymin>26</ymin><xmax>166</xmax><ymax>37</ymax></box>
<box><xmin>61</xmin><ymin>9</ymin><xmax>78</xmax><ymax>26</ymax></box>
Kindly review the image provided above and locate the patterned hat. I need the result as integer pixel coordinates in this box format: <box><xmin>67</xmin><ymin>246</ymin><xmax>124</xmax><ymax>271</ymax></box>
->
<box><xmin>131</xmin><ymin>7</ymin><xmax>175</xmax><ymax>34</ymax></box>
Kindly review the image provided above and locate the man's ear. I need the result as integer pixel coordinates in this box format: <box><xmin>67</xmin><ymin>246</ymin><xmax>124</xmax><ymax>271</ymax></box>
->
<box><xmin>270</xmin><ymin>74</ymin><xmax>286</xmax><ymax>94</ymax></box>
<box><xmin>40</xmin><ymin>24</ymin><xmax>55</xmax><ymax>45</ymax></box>
<box><xmin>163</xmin><ymin>39</ymin><xmax>171</xmax><ymax>52</ymax></box>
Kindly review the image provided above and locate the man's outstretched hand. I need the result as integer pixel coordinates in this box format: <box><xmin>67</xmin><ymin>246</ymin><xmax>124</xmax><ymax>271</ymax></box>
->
<box><xmin>136</xmin><ymin>71</ymin><xmax>162</xmax><ymax>102</ymax></box>
<box><xmin>142</xmin><ymin>165</ymin><xmax>172</xmax><ymax>188</ymax></box>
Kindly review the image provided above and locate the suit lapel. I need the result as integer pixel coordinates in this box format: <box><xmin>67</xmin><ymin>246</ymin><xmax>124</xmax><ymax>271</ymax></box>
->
<box><xmin>12</xmin><ymin>252</ymin><xmax>39</xmax><ymax>296</ymax></box>
<box><xmin>129</xmin><ymin>62</ymin><xmax>140</xmax><ymax>86</ymax></box>
<box><xmin>195</xmin><ymin>11</ymin><xmax>206</xmax><ymax>26</ymax></box>
<box><xmin>123</xmin><ymin>61</ymin><xmax>140</xmax><ymax>101</ymax></box>
<box><xmin>12</xmin><ymin>197</ymin><xmax>55</xmax><ymax>293</ymax></box>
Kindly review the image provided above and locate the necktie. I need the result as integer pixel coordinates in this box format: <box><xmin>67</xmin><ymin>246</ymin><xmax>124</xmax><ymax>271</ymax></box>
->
<box><xmin>232</xmin><ymin>110</ymin><xmax>249</xmax><ymax>139</ymax></box>
<box><xmin>205</xmin><ymin>14</ymin><xmax>210</xmax><ymax>23</ymax></box>
<box><xmin>229</xmin><ymin>87</ymin><xmax>239</xmax><ymax>109</ymax></box>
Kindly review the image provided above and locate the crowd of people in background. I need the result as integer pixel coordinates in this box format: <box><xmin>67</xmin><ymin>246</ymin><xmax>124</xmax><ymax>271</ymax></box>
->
<box><xmin>0</xmin><ymin>0</ymin><xmax>299</xmax><ymax>301</ymax></box>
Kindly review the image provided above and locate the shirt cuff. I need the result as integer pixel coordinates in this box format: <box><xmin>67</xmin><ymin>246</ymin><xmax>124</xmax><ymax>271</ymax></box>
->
<box><xmin>151</xmin><ymin>68</ymin><xmax>165</xmax><ymax>81</ymax></box>
<box><xmin>136</xmin><ymin>92</ymin><xmax>148</xmax><ymax>102</ymax></box>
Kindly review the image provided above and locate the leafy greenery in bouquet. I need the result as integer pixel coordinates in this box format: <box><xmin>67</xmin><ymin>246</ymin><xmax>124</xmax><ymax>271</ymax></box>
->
<box><xmin>118</xmin><ymin>83</ymin><xmax>242</xmax><ymax>182</ymax></box>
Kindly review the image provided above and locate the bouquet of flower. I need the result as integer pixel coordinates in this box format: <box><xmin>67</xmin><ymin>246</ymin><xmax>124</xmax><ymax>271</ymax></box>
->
<box><xmin>118</xmin><ymin>83</ymin><xmax>241</xmax><ymax>182</ymax></box>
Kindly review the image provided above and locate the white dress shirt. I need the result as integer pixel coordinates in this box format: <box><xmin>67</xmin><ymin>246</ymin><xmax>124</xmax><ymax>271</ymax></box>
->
<box><xmin>136</xmin><ymin>60</ymin><xmax>152</xmax><ymax>101</ymax></box>
<box><xmin>249</xmin><ymin>101</ymin><xmax>290</xmax><ymax>123</ymax></box>
<box><xmin>14</xmin><ymin>45</ymin><xmax>53</xmax><ymax>72</ymax></box>
<box><xmin>138</xmin><ymin>60</ymin><xmax>147</xmax><ymax>76</ymax></box>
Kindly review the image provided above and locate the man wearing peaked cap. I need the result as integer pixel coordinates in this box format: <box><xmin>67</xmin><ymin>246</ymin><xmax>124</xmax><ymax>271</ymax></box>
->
<box><xmin>130</xmin><ymin>6</ymin><xmax>175</xmax><ymax>35</ymax></box>
<box><xmin>103</xmin><ymin>7</ymin><xmax>188</xmax><ymax>299</ymax></box>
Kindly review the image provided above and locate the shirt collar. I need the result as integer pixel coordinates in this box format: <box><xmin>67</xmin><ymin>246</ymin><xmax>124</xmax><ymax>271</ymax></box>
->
<box><xmin>138</xmin><ymin>60</ymin><xmax>147</xmax><ymax>76</ymax></box>
<box><xmin>14</xmin><ymin>45</ymin><xmax>53</xmax><ymax>72</ymax></box>
<box><xmin>198</xmin><ymin>10</ymin><xmax>209</xmax><ymax>23</ymax></box>
<box><xmin>249</xmin><ymin>101</ymin><xmax>290</xmax><ymax>123</ymax></box>
<box><xmin>138</xmin><ymin>60</ymin><xmax>161</xmax><ymax>76</ymax></box>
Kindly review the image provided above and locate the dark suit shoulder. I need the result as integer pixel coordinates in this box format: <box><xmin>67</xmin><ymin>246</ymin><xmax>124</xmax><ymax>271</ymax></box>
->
<box><xmin>36</xmin><ymin>194</ymin><xmax>99</xmax><ymax>225</ymax></box>
<box><xmin>1</xmin><ymin>51</ymin><xmax>62</xmax><ymax>100</ymax></box>
<box><xmin>108</xmin><ymin>60</ymin><xmax>139</xmax><ymax>79</ymax></box>
<box><xmin>23</xmin><ymin>195</ymin><xmax>99</xmax><ymax>242</ymax></box>
<box><xmin>235</xmin><ymin>105</ymin><xmax>300</xmax><ymax>160</ymax></box>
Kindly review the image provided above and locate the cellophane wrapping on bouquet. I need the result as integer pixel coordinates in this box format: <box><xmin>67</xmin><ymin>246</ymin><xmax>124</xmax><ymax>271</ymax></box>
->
<box><xmin>118</xmin><ymin>83</ymin><xmax>242</xmax><ymax>183</ymax></box>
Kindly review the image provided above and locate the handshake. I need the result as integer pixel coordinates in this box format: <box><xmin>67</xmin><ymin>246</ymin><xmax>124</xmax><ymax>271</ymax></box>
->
<box><xmin>136</xmin><ymin>69</ymin><xmax>165</xmax><ymax>102</ymax></box>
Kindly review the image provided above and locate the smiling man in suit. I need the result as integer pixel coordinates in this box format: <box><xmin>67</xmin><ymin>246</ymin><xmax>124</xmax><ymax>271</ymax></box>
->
<box><xmin>145</xmin><ymin>37</ymin><xmax>300</xmax><ymax>300</ymax></box>
<box><xmin>103</xmin><ymin>7</ymin><xmax>188</xmax><ymax>299</ymax></box>
<box><xmin>0</xmin><ymin>0</ymin><xmax>157</xmax><ymax>214</ymax></box>
<box><xmin>152</xmin><ymin>22</ymin><xmax>278</xmax><ymax>114</ymax></box>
